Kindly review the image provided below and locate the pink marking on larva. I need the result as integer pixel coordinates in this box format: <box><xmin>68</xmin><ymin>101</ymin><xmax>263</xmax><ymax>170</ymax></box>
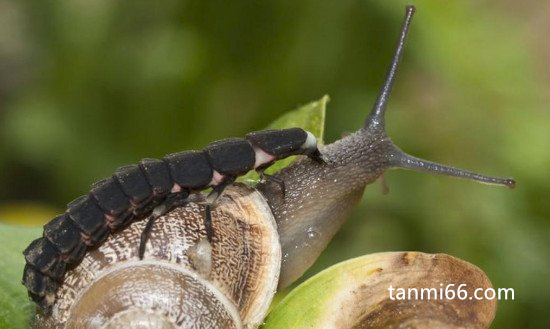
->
<box><xmin>79</xmin><ymin>232</ymin><xmax>94</xmax><ymax>246</ymax></box>
<box><xmin>210</xmin><ymin>170</ymin><xmax>225</xmax><ymax>186</ymax></box>
<box><xmin>104</xmin><ymin>213</ymin><xmax>117</xmax><ymax>224</ymax></box>
<box><xmin>127</xmin><ymin>198</ymin><xmax>139</xmax><ymax>207</ymax></box>
<box><xmin>101</xmin><ymin>213</ymin><xmax>117</xmax><ymax>230</ymax></box>
<box><xmin>171</xmin><ymin>183</ymin><xmax>182</xmax><ymax>193</ymax></box>
<box><xmin>254</xmin><ymin>147</ymin><xmax>277</xmax><ymax>169</ymax></box>
<box><xmin>104</xmin><ymin>213</ymin><xmax>123</xmax><ymax>230</ymax></box>
<box><xmin>60</xmin><ymin>253</ymin><xmax>72</xmax><ymax>262</ymax></box>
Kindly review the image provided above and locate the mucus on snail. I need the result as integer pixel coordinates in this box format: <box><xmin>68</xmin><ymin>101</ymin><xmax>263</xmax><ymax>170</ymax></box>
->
<box><xmin>28</xmin><ymin>5</ymin><xmax>515</xmax><ymax>329</ymax></box>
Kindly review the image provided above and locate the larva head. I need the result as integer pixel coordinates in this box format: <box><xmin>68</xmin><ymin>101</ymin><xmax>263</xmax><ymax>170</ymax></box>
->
<box><xmin>258</xmin><ymin>5</ymin><xmax>515</xmax><ymax>289</ymax></box>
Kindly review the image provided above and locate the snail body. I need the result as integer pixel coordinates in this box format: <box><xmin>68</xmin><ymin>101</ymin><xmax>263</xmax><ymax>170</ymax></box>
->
<box><xmin>29</xmin><ymin>6</ymin><xmax>515</xmax><ymax>328</ymax></box>
<box><xmin>259</xmin><ymin>6</ymin><xmax>515</xmax><ymax>288</ymax></box>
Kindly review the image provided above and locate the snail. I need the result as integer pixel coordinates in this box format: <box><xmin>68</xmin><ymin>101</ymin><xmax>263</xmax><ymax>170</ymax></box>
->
<box><xmin>32</xmin><ymin>5</ymin><xmax>514</xmax><ymax>329</ymax></box>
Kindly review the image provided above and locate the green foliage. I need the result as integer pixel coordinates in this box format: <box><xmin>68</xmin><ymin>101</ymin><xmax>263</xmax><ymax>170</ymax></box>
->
<box><xmin>0</xmin><ymin>224</ymin><xmax>41</xmax><ymax>329</ymax></box>
<box><xmin>263</xmin><ymin>258</ymin><xmax>348</xmax><ymax>329</ymax></box>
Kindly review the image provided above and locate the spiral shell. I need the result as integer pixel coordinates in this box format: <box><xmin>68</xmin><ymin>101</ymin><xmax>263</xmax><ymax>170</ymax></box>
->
<box><xmin>36</xmin><ymin>184</ymin><xmax>281</xmax><ymax>329</ymax></box>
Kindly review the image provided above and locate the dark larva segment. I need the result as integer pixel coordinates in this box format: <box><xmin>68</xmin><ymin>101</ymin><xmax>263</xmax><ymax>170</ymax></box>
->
<box><xmin>139</xmin><ymin>158</ymin><xmax>173</xmax><ymax>196</ymax></box>
<box><xmin>28</xmin><ymin>291</ymin><xmax>50</xmax><ymax>311</ymax></box>
<box><xmin>246</xmin><ymin>128</ymin><xmax>308</xmax><ymax>157</ymax></box>
<box><xmin>89</xmin><ymin>225</ymin><xmax>111</xmax><ymax>245</ymax></box>
<box><xmin>22</xmin><ymin>264</ymin><xmax>58</xmax><ymax>299</ymax></box>
<box><xmin>43</xmin><ymin>214</ymin><xmax>87</xmax><ymax>264</ymax></box>
<box><xmin>164</xmin><ymin>151</ymin><xmax>213</xmax><ymax>189</ymax></box>
<box><xmin>114</xmin><ymin>164</ymin><xmax>153</xmax><ymax>205</ymax></box>
<box><xmin>205</xmin><ymin>138</ymin><xmax>256</xmax><ymax>176</ymax></box>
<box><xmin>23</xmin><ymin>238</ymin><xmax>66</xmax><ymax>280</ymax></box>
<box><xmin>90</xmin><ymin>177</ymin><xmax>130</xmax><ymax>216</ymax></box>
<box><xmin>67</xmin><ymin>195</ymin><xmax>111</xmax><ymax>244</ymax></box>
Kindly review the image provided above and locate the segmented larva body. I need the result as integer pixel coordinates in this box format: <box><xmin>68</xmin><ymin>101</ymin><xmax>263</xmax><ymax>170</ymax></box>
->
<box><xmin>22</xmin><ymin>127</ymin><xmax>321</xmax><ymax>311</ymax></box>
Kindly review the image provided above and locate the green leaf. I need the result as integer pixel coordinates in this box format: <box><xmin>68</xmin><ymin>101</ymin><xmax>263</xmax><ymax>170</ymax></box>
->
<box><xmin>262</xmin><ymin>254</ymin><xmax>372</xmax><ymax>329</ymax></box>
<box><xmin>0</xmin><ymin>224</ymin><xmax>42</xmax><ymax>329</ymax></box>
<box><xmin>240</xmin><ymin>95</ymin><xmax>328</xmax><ymax>183</ymax></box>
<box><xmin>267</xmin><ymin>95</ymin><xmax>327</xmax><ymax>143</ymax></box>
<box><xmin>262</xmin><ymin>252</ymin><xmax>496</xmax><ymax>329</ymax></box>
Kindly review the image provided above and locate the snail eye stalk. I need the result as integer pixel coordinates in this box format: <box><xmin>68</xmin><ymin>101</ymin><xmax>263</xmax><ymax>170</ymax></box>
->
<box><xmin>363</xmin><ymin>5</ymin><xmax>515</xmax><ymax>189</ymax></box>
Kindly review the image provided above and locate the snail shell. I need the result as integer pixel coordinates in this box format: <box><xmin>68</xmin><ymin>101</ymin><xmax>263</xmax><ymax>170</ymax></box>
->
<box><xmin>37</xmin><ymin>184</ymin><xmax>280</xmax><ymax>329</ymax></box>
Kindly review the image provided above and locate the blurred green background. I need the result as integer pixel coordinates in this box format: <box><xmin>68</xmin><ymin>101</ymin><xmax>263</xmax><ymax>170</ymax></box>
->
<box><xmin>0</xmin><ymin>0</ymin><xmax>548</xmax><ymax>327</ymax></box>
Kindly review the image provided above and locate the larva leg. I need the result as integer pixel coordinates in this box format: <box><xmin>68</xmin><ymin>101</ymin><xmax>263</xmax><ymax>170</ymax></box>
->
<box><xmin>138</xmin><ymin>191</ymin><xmax>189</xmax><ymax>259</ymax></box>
<box><xmin>258</xmin><ymin>170</ymin><xmax>286</xmax><ymax>198</ymax></box>
<box><xmin>204</xmin><ymin>204</ymin><xmax>214</xmax><ymax>242</ymax></box>
<box><xmin>203</xmin><ymin>176</ymin><xmax>235</xmax><ymax>242</ymax></box>
<box><xmin>187</xmin><ymin>179</ymin><xmax>234</xmax><ymax>279</ymax></box>
<box><xmin>138</xmin><ymin>212</ymin><xmax>158</xmax><ymax>259</ymax></box>
<box><xmin>309</xmin><ymin>148</ymin><xmax>326</xmax><ymax>164</ymax></box>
